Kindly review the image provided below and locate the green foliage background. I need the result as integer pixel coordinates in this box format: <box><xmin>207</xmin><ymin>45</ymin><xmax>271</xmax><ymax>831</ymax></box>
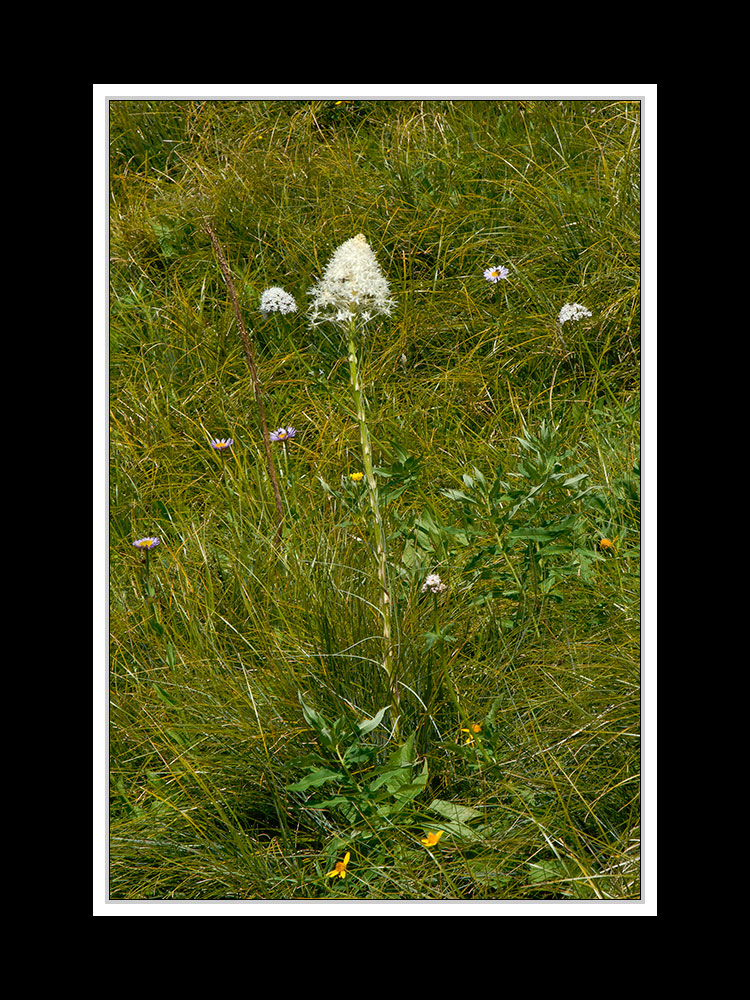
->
<box><xmin>108</xmin><ymin>98</ymin><xmax>641</xmax><ymax>901</ymax></box>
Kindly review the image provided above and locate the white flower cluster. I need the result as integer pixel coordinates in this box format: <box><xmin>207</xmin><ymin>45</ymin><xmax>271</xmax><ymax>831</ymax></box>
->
<box><xmin>421</xmin><ymin>573</ymin><xmax>447</xmax><ymax>594</ymax></box>
<box><xmin>558</xmin><ymin>302</ymin><xmax>592</xmax><ymax>325</ymax></box>
<box><xmin>308</xmin><ymin>233</ymin><xmax>396</xmax><ymax>327</ymax></box>
<box><xmin>259</xmin><ymin>286</ymin><xmax>297</xmax><ymax>315</ymax></box>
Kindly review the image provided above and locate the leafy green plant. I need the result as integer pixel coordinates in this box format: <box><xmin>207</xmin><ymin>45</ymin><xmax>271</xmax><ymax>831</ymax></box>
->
<box><xmin>287</xmin><ymin>696</ymin><xmax>428</xmax><ymax>843</ymax></box>
<box><xmin>454</xmin><ymin>421</ymin><xmax>603</xmax><ymax>611</ymax></box>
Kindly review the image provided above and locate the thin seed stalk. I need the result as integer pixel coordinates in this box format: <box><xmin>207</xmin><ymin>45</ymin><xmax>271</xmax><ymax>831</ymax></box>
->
<box><xmin>202</xmin><ymin>221</ymin><xmax>284</xmax><ymax>544</ymax></box>
<box><xmin>347</xmin><ymin>319</ymin><xmax>399</xmax><ymax>733</ymax></box>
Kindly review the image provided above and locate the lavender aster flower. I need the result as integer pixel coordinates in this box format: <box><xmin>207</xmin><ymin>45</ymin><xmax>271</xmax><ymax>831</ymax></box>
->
<box><xmin>132</xmin><ymin>537</ymin><xmax>160</xmax><ymax>550</ymax></box>
<box><xmin>484</xmin><ymin>265</ymin><xmax>509</xmax><ymax>283</ymax></box>
<box><xmin>259</xmin><ymin>286</ymin><xmax>297</xmax><ymax>316</ymax></box>
<box><xmin>558</xmin><ymin>302</ymin><xmax>592</xmax><ymax>324</ymax></box>
<box><xmin>308</xmin><ymin>233</ymin><xmax>395</xmax><ymax>327</ymax></box>
<box><xmin>210</xmin><ymin>438</ymin><xmax>234</xmax><ymax>452</ymax></box>
<box><xmin>269</xmin><ymin>426</ymin><xmax>296</xmax><ymax>443</ymax></box>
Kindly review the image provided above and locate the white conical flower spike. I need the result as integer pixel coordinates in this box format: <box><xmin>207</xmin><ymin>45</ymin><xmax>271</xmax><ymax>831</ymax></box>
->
<box><xmin>308</xmin><ymin>233</ymin><xmax>395</xmax><ymax>327</ymax></box>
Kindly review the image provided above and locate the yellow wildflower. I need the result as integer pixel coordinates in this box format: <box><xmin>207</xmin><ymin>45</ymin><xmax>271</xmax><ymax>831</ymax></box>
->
<box><xmin>327</xmin><ymin>851</ymin><xmax>351</xmax><ymax>879</ymax></box>
<box><xmin>349</xmin><ymin>472</ymin><xmax>364</xmax><ymax>482</ymax></box>
<box><xmin>599</xmin><ymin>537</ymin><xmax>616</xmax><ymax>553</ymax></box>
<box><xmin>420</xmin><ymin>831</ymin><xmax>444</xmax><ymax>847</ymax></box>
<box><xmin>461</xmin><ymin>723</ymin><xmax>482</xmax><ymax>744</ymax></box>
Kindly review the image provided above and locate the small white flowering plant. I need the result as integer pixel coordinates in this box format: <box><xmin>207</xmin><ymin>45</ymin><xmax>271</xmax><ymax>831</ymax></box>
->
<box><xmin>421</xmin><ymin>573</ymin><xmax>447</xmax><ymax>594</ymax></box>
<box><xmin>558</xmin><ymin>302</ymin><xmax>592</xmax><ymax>325</ymax></box>
<box><xmin>259</xmin><ymin>286</ymin><xmax>297</xmax><ymax>316</ymax></box>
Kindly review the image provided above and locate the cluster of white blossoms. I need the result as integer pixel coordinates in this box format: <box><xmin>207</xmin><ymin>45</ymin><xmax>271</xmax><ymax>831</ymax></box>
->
<box><xmin>558</xmin><ymin>302</ymin><xmax>592</xmax><ymax>325</ymax></box>
<box><xmin>308</xmin><ymin>233</ymin><xmax>396</xmax><ymax>327</ymax></box>
<box><xmin>421</xmin><ymin>573</ymin><xmax>447</xmax><ymax>594</ymax></box>
<box><xmin>259</xmin><ymin>286</ymin><xmax>297</xmax><ymax>315</ymax></box>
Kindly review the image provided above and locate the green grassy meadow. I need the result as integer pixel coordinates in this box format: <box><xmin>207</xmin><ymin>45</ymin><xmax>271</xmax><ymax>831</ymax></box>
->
<box><xmin>107</xmin><ymin>98</ymin><xmax>642</xmax><ymax>904</ymax></box>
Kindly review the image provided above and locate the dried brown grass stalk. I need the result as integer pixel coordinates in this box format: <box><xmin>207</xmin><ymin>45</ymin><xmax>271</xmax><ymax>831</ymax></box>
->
<box><xmin>202</xmin><ymin>221</ymin><xmax>284</xmax><ymax>542</ymax></box>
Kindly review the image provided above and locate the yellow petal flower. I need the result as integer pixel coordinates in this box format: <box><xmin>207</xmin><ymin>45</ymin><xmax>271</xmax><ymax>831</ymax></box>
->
<box><xmin>599</xmin><ymin>537</ymin><xmax>616</xmax><ymax>553</ymax></box>
<box><xmin>327</xmin><ymin>851</ymin><xmax>351</xmax><ymax>878</ymax></box>
<box><xmin>420</xmin><ymin>831</ymin><xmax>444</xmax><ymax>847</ymax></box>
<box><xmin>349</xmin><ymin>472</ymin><xmax>364</xmax><ymax>482</ymax></box>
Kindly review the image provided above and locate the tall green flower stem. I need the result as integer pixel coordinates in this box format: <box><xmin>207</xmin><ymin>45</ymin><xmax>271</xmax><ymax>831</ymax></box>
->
<box><xmin>347</xmin><ymin>318</ymin><xmax>399</xmax><ymax>734</ymax></box>
<box><xmin>308</xmin><ymin>234</ymin><xmax>398</xmax><ymax>730</ymax></box>
<box><xmin>202</xmin><ymin>221</ymin><xmax>284</xmax><ymax>544</ymax></box>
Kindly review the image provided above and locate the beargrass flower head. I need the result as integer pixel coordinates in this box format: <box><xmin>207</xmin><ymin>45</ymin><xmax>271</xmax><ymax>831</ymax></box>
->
<box><xmin>326</xmin><ymin>851</ymin><xmax>351</xmax><ymax>879</ymax></box>
<box><xmin>420</xmin><ymin>831</ymin><xmax>444</xmax><ymax>847</ymax></box>
<box><xmin>210</xmin><ymin>438</ymin><xmax>234</xmax><ymax>452</ymax></box>
<box><xmin>269</xmin><ymin>426</ymin><xmax>296</xmax><ymax>443</ymax></box>
<box><xmin>484</xmin><ymin>264</ymin><xmax>509</xmax><ymax>283</ymax></box>
<box><xmin>308</xmin><ymin>233</ymin><xmax>395</xmax><ymax>328</ymax></box>
<box><xmin>558</xmin><ymin>302</ymin><xmax>592</xmax><ymax>325</ymax></box>
<box><xmin>421</xmin><ymin>572</ymin><xmax>447</xmax><ymax>594</ymax></box>
<box><xmin>259</xmin><ymin>286</ymin><xmax>297</xmax><ymax>316</ymax></box>
<box><xmin>132</xmin><ymin>537</ymin><xmax>160</xmax><ymax>551</ymax></box>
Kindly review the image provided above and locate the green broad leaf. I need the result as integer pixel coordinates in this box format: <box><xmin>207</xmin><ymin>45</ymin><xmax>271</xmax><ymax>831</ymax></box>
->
<box><xmin>536</xmin><ymin>543</ymin><xmax>573</xmax><ymax>556</ymax></box>
<box><xmin>357</xmin><ymin>706</ymin><xmax>388</xmax><ymax>735</ymax></box>
<box><xmin>298</xmin><ymin>694</ymin><xmax>333</xmax><ymax>745</ymax></box>
<box><xmin>440</xmin><ymin>488</ymin><xmax>476</xmax><ymax>503</ymax></box>
<box><xmin>369</xmin><ymin>749</ymin><xmax>427</xmax><ymax>793</ymax></box>
<box><xmin>527</xmin><ymin>859</ymin><xmax>568</xmax><ymax>883</ymax></box>
<box><xmin>392</xmin><ymin>760</ymin><xmax>428</xmax><ymax>802</ymax></box>
<box><xmin>510</xmin><ymin>526</ymin><xmax>555</xmax><ymax>541</ymax></box>
<box><xmin>287</xmin><ymin>767</ymin><xmax>342</xmax><ymax>793</ymax></box>
<box><xmin>380</xmin><ymin>482</ymin><xmax>411</xmax><ymax>503</ymax></box>
<box><xmin>436</xmin><ymin>819</ymin><xmax>485</xmax><ymax>842</ymax></box>
<box><xmin>428</xmin><ymin>798</ymin><xmax>483</xmax><ymax>825</ymax></box>
<box><xmin>152</xmin><ymin>683</ymin><xmax>178</xmax><ymax>707</ymax></box>
<box><xmin>307</xmin><ymin>795</ymin><xmax>356</xmax><ymax>813</ymax></box>
<box><xmin>388</xmin><ymin>732</ymin><xmax>417</xmax><ymax>769</ymax></box>
<box><xmin>423</xmin><ymin>631</ymin><xmax>441</xmax><ymax>650</ymax></box>
<box><xmin>368</xmin><ymin>767</ymin><xmax>408</xmax><ymax>794</ymax></box>
<box><xmin>471</xmin><ymin>466</ymin><xmax>487</xmax><ymax>488</ymax></box>
<box><xmin>343</xmin><ymin>742</ymin><xmax>378</xmax><ymax>766</ymax></box>
<box><xmin>562</xmin><ymin>472</ymin><xmax>589</xmax><ymax>487</ymax></box>
<box><xmin>464</xmin><ymin>859</ymin><xmax>511</xmax><ymax>890</ymax></box>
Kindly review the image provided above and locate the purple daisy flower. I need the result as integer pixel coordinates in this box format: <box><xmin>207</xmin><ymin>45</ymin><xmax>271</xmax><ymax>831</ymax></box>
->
<box><xmin>132</xmin><ymin>537</ymin><xmax>160</xmax><ymax>551</ymax></box>
<box><xmin>483</xmin><ymin>265</ymin><xmax>509</xmax><ymax>283</ymax></box>
<box><xmin>210</xmin><ymin>438</ymin><xmax>234</xmax><ymax>452</ymax></box>
<box><xmin>269</xmin><ymin>426</ymin><xmax>296</xmax><ymax>443</ymax></box>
